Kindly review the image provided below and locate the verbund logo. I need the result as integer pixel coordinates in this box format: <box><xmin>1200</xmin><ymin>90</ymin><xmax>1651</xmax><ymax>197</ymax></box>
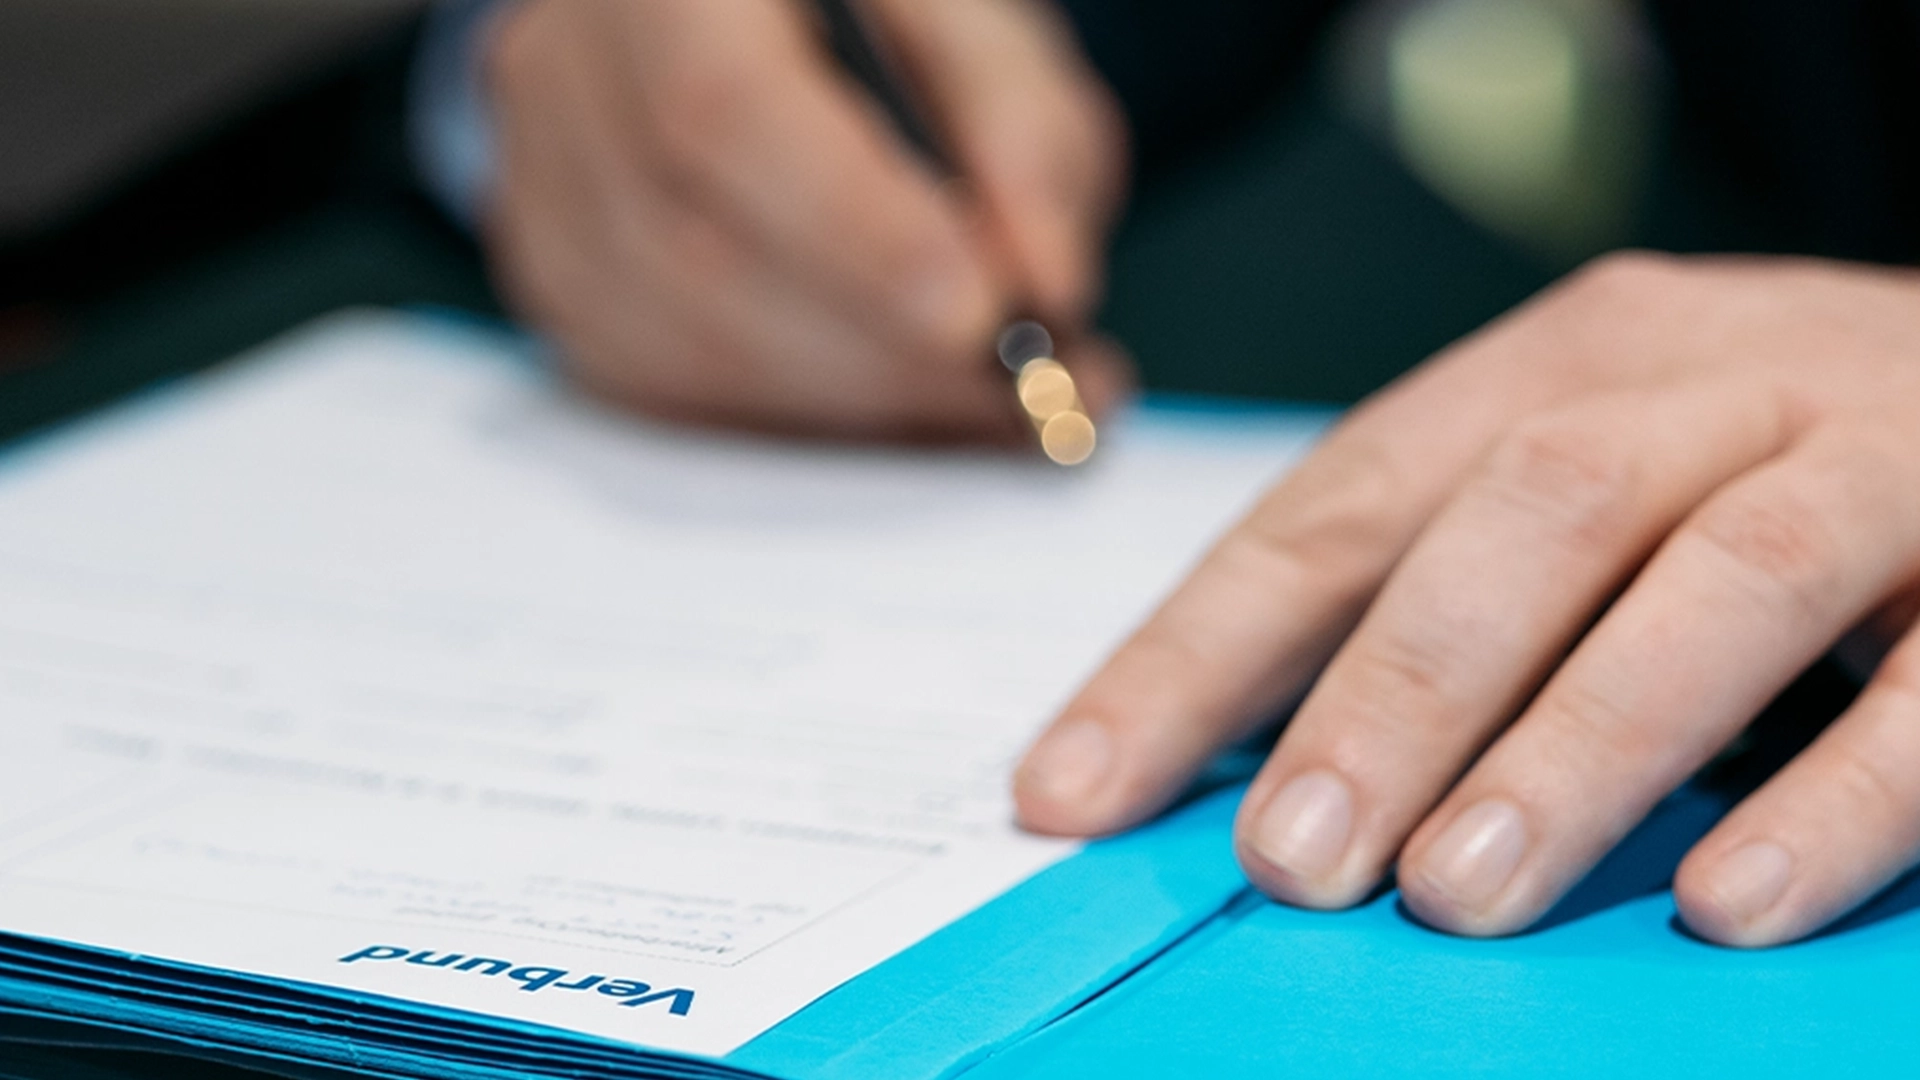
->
<box><xmin>340</xmin><ymin>945</ymin><xmax>697</xmax><ymax>1016</ymax></box>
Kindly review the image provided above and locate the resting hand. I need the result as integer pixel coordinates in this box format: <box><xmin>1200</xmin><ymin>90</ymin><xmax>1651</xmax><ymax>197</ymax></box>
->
<box><xmin>482</xmin><ymin>0</ymin><xmax>1130</xmax><ymax>439</ymax></box>
<box><xmin>1016</xmin><ymin>253</ymin><xmax>1920</xmax><ymax>947</ymax></box>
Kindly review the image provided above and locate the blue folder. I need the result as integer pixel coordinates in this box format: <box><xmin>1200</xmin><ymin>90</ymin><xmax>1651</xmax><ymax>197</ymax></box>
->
<box><xmin>970</xmin><ymin>785</ymin><xmax>1920</xmax><ymax>1079</ymax></box>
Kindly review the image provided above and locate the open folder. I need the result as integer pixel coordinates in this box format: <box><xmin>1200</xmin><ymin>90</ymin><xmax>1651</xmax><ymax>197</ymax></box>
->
<box><xmin>0</xmin><ymin>310</ymin><xmax>1320</xmax><ymax>1079</ymax></box>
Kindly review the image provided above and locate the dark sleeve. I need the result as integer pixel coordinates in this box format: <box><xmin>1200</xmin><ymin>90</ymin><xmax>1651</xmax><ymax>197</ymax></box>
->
<box><xmin>1053</xmin><ymin>0</ymin><xmax>1349</xmax><ymax>171</ymax></box>
<box><xmin>1649</xmin><ymin>0</ymin><xmax>1920</xmax><ymax>262</ymax></box>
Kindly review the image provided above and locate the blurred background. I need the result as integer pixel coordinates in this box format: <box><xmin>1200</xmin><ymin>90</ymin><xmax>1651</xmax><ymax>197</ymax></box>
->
<box><xmin>0</xmin><ymin>0</ymin><xmax>1675</xmax><ymax>442</ymax></box>
<box><xmin>5</xmin><ymin>0</ymin><xmax>1914</xmax><ymax>446</ymax></box>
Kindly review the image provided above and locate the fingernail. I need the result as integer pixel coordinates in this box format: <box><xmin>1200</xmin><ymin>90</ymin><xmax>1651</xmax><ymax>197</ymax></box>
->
<box><xmin>1704</xmin><ymin>841</ymin><xmax>1793</xmax><ymax>926</ymax></box>
<box><xmin>1249</xmin><ymin>770</ymin><xmax>1354</xmax><ymax>881</ymax></box>
<box><xmin>1019</xmin><ymin>720</ymin><xmax>1114</xmax><ymax>807</ymax></box>
<box><xmin>1419</xmin><ymin>799</ymin><xmax>1528</xmax><ymax>911</ymax></box>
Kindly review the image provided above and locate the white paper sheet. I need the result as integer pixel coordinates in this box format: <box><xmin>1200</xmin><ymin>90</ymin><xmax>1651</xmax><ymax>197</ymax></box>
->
<box><xmin>0</xmin><ymin>311</ymin><xmax>1320</xmax><ymax>1056</ymax></box>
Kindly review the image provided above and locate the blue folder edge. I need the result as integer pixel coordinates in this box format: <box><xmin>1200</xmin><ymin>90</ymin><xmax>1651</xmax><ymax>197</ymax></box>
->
<box><xmin>726</xmin><ymin>787</ymin><xmax>1249</xmax><ymax>1080</ymax></box>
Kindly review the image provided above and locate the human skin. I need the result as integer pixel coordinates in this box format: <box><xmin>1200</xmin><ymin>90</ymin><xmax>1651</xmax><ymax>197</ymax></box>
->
<box><xmin>481</xmin><ymin>0</ymin><xmax>1132</xmax><ymax>442</ymax></box>
<box><xmin>1015</xmin><ymin>252</ymin><xmax>1920</xmax><ymax>948</ymax></box>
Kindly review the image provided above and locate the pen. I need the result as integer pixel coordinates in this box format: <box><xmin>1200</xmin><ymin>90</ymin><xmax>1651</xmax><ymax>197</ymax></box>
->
<box><xmin>811</xmin><ymin>0</ymin><xmax>1099</xmax><ymax>466</ymax></box>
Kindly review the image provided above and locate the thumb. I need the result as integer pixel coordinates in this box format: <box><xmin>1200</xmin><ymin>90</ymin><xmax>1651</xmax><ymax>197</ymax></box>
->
<box><xmin>866</xmin><ymin>0</ymin><xmax>1129</xmax><ymax>324</ymax></box>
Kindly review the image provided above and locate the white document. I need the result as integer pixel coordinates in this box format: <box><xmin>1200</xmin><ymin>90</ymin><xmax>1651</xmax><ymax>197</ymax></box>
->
<box><xmin>0</xmin><ymin>312</ymin><xmax>1320</xmax><ymax>1056</ymax></box>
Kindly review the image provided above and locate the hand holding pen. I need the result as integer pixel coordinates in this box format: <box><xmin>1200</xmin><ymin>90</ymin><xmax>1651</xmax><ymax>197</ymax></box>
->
<box><xmin>482</xmin><ymin>0</ymin><xmax>1133</xmax><ymax>444</ymax></box>
<box><xmin>814</xmin><ymin>0</ymin><xmax>1111</xmax><ymax>463</ymax></box>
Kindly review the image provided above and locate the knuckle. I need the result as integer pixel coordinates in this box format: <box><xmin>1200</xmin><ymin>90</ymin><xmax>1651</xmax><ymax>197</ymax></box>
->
<box><xmin>1126</xmin><ymin>623</ymin><xmax>1230</xmax><ymax>698</ymax></box>
<box><xmin>1341</xmin><ymin>620</ymin><xmax>1473</xmax><ymax>720</ymax></box>
<box><xmin>1560</xmin><ymin>249</ymin><xmax>1685</xmax><ymax>307</ymax></box>
<box><xmin>1531</xmin><ymin>665</ymin><xmax>1653</xmax><ymax>771</ymax></box>
<box><xmin>874</xmin><ymin>238</ymin><xmax>991</xmax><ymax>362</ymax></box>
<box><xmin>647</xmin><ymin>59</ymin><xmax>761</xmax><ymax>175</ymax></box>
<box><xmin>1540</xmin><ymin>253</ymin><xmax>1692</xmax><ymax>380</ymax></box>
<box><xmin>1473</xmin><ymin>414</ymin><xmax>1635</xmax><ymax>549</ymax></box>
<box><xmin>1235</xmin><ymin>440</ymin><xmax>1411</xmax><ymax>591</ymax></box>
<box><xmin>1687</xmin><ymin>488</ymin><xmax>1844</xmax><ymax>618</ymax></box>
<box><xmin>1822</xmin><ymin>738</ymin><xmax>1912</xmax><ymax>822</ymax></box>
<box><xmin>1085</xmin><ymin>621</ymin><xmax>1238</xmax><ymax>749</ymax></box>
<box><xmin>656</xmin><ymin>205</ymin><xmax>748</xmax><ymax>295</ymax></box>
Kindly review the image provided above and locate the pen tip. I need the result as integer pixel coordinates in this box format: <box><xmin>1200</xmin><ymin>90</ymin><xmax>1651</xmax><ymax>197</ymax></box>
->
<box><xmin>1040</xmin><ymin>412</ymin><xmax>1097</xmax><ymax>466</ymax></box>
<box><xmin>996</xmin><ymin>321</ymin><xmax>1055</xmax><ymax>373</ymax></box>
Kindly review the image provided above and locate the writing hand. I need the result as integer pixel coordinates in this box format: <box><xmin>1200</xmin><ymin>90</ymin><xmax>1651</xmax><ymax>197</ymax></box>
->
<box><xmin>482</xmin><ymin>0</ymin><xmax>1131</xmax><ymax>440</ymax></box>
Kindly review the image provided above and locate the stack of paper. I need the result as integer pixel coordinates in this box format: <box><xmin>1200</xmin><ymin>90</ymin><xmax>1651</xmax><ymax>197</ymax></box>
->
<box><xmin>0</xmin><ymin>312</ymin><xmax>1324</xmax><ymax>1079</ymax></box>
